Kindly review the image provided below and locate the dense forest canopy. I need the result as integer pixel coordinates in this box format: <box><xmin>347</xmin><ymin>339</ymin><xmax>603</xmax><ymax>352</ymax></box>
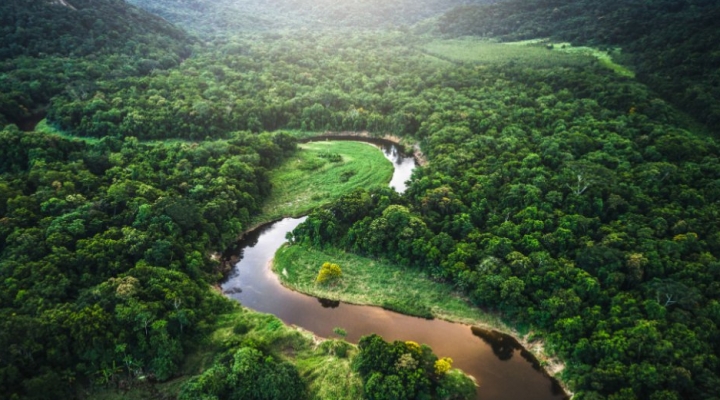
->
<box><xmin>0</xmin><ymin>0</ymin><xmax>189</xmax><ymax>59</ymax></box>
<box><xmin>2</xmin><ymin>0</ymin><xmax>720</xmax><ymax>399</ymax></box>
<box><xmin>126</xmin><ymin>0</ymin><xmax>496</xmax><ymax>36</ymax></box>
<box><xmin>438</xmin><ymin>0</ymin><xmax>720</xmax><ymax>129</ymax></box>
<box><xmin>0</xmin><ymin>0</ymin><xmax>192</xmax><ymax>127</ymax></box>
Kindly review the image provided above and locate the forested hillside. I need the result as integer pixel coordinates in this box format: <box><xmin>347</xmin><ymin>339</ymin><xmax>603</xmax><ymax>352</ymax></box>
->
<box><xmin>0</xmin><ymin>0</ymin><xmax>191</xmax><ymax>128</ymax></box>
<box><xmin>46</xmin><ymin>32</ymin><xmax>447</xmax><ymax>139</ymax></box>
<box><xmin>438</xmin><ymin>0</ymin><xmax>720</xmax><ymax>129</ymax></box>
<box><xmin>291</xmin><ymin>54</ymin><xmax>720</xmax><ymax>397</ymax></box>
<box><xmin>126</xmin><ymin>0</ymin><xmax>495</xmax><ymax>35</ymax></box>
<box><xmin>2</xmin><ymin>0</ymin><xmax>720</xmax><ymax>399</ymax></box>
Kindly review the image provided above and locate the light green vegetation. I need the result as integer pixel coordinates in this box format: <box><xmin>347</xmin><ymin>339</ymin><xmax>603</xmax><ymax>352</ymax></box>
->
<box><xmin>420</xmin><ymin>38</ymin><xmax>591</xmax><ymax>68</ymax></box>
<box><xmin>297</xmin><ymin>352</ymin><xmax>364</xmax><ymax>400</ymax></box>
<box><xmin>35</xmin><ymin>118</ymin><xmax>200</xmax><ymax>147</ymax></box>
<box><xmin>273</xmin><ymin>244</ymin><xmax>508</xmax><ymax>328</ymax></box>
<box><xmin>90</xmin><ymin>300</ymin><xmax>363</xmax><ymax>400</ymax></box>
<box><xmin>551</xmin><ymin>42</ymin><xmax>635</xmax><ymax>78</ymax></box>
<box><xmin>504</xmin><ymin>39</ymin><xmax>635</xmax><ymax>77</ymax></box>
<box><xmin>35</xmin><ymin>118</ymin><xmax>101</xmax><ymax>144</ymax></box>
<box><xmin>255</xmin><ymin>141</ymin><xmax>393</xmax><ymax>225</ymax></box>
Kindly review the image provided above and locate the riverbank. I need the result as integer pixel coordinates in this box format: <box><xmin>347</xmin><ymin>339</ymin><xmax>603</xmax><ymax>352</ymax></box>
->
<box><xmin>272</xmin><ymin>243</ymin><xmax>571</xmax><ymax>396</ymax></box>
<box><xmin>88</xmin><ymin>298</ymin><xmax>366</xmax><ymax>400</ymax></box>
<box><xmin>300</xmin><ymin>130</ymin><xmax>428</xmax><ymax>166</ymax></box>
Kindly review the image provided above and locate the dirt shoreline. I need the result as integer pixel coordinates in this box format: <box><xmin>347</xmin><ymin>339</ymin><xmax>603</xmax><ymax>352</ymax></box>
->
<box><xmin>268</xmin><ymin>255</ymin><xmax>573</xmax><ymax>398</ymax></box>
<box><xmin>302</xmin><ymin>130</ymin><xmax>428</xmax><ymax>166</ymax></box>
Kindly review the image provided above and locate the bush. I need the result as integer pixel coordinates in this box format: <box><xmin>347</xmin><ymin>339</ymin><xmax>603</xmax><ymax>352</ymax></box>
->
<box><xmin>319</xmin><ymin>339</ymin><xmax>351</xmax><ymax>358</ymax></box>
<box><xmin>318</xmin><ymin>152</ymin><xmax>343</xmax><ymax>162</ymax></box>
<box><xmin>179</xmin><ymin>347</ymin><xmax>306</xmax><ymax>400</ymax></box>
<box><xmin>434</xmin><ymin>357</ymin><xmax>453</xmax><ymax>376</ymax></box>
<box><xmin>233</xmin><ymin>321</ymin><xmax>251</xmax><ymax>335</ymax></box>
<box><xmin>298</xmin><ymin>157</ymin><xmax>326</xmax><ymax>171</ymax></box>
<box><xmin>340</xmin><ymin>170</ymin><xmax>357</xmax><ymax>182</ymax></box>
<box><xmin>316</xmin><ymin>262</ymin><xmax>342</xmax><ymax>283</ymax></box>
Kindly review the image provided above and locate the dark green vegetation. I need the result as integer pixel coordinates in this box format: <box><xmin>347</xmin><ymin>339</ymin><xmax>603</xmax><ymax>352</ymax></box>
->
<box><xmin>45</xmin><ymin>32</ymin><xmax>453</xmax><ymax>140</ymax></box>
<box><xmin>0</xmin><ymin>0</ymin><xmax>188</xmax><ymax>59</ymax></box>
<box><xmin>0</xmin><ymin>0</ymin><xmax>191</xmax><ymax>128</ymax></box>
<box><xmin>439</xmin><ymin>0</ymin><xmax>720</xmax><ymax>129</ymax></box>
<box><xmin>355</xmin><ymin>334</ymin><xmax>476</xmax><ymax>400</ymax></box>
<box><xmin>179</xmin><ymin>346</ymin><xmax>306</xmax><ymax>400</ymax></box>
<box><xmin>290</xmin><ymin>55</ymin><xmax>720</xmax><ymax>400</ymax></box>
<box><xmin>2</xmin><ymin>0</ymin><xmax>720</xmax><ymax>399</ymax></box>
<box><xmin>0</xmin><ymin>126</ymin><xmax>296</xmax><ymax>398</ymax></box>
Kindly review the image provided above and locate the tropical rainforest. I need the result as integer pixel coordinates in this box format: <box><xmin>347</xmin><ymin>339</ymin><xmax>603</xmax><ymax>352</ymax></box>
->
<box><xmin>1</xmin><ymin>0</ymin><xmax>719</xmax><ymax>400</ymax></box>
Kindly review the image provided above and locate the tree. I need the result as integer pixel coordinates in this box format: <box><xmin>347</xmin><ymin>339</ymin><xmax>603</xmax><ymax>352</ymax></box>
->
<box><xmin>316</xmin><ymin>262</ymin><xmax>342</xmax><ymax>284</ymax></box>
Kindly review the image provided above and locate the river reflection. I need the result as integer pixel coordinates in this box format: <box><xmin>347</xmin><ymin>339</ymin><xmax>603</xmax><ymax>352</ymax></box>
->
<box><xmin>318</xmin><ymin>297</ymin><xmax>341</xmax><ymax>308</ymax></box>
<box><xmin>222</xmin><ymin>140</ymin><xmax>567</xmax><ymax>400</ymax></box>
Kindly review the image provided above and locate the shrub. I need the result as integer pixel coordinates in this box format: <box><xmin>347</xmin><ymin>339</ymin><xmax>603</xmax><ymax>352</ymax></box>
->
<box><xmin>434</xmin><ymin>357</ymin><xmax>453</xmax><ymax>376</ymax></box>
<box><xmin>316</xmin><ymin>262</ymin><xmax>342</xmax><ymax>283</ymax></box>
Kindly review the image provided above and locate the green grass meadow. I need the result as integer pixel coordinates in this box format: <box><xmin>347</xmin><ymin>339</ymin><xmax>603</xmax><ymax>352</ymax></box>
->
<box><xmin>255</xmin><ymin>140</ymin><xmax>393</xmax><ymax>225</ymax></box>
<box><xmin>421</xmin><ymin>38</ymin><xmax>634</xmax><ymax>77</ymax></box>
<box><xmin>421</xmin><ymin>38</ymin><xmax>591</xmax><ymax>68</ymax></box>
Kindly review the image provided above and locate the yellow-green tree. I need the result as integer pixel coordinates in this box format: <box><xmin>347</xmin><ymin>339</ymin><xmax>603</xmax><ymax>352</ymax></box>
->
<box><xmin>434</xmin><ymin>357</ymin><xmax>453</xmax><ymax>376</ymax></box>
<box><xmin>316</xmin><ymin>262</ymin><xmax>342</xmax><ymax>283</ymax></box>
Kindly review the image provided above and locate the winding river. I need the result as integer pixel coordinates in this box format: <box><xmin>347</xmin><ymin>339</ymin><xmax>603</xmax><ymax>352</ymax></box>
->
<box><xmin>222</xmin><ymin>140</ymin><xmax>568</xmax><ymax>400</ymax></box>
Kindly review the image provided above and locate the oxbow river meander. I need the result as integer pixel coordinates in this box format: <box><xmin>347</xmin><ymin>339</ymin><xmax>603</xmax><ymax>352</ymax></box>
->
<box><xmin>222</xmin><ymin>140</ymin><xmax>568</xmax><ymax>400</ymax></box>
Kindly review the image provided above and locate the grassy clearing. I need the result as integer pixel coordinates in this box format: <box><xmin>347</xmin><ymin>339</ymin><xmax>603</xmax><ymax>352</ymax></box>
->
<box><xmin>255</xmin><ymin>141</ymin><xmax>393</xmax><ymax>226</ymax></box>
<box><xmin>503</xmin><ymin>39</ymin><xmax>635</xmax><ymax>78</ymax></box>
<box><xmin>420</xmin><ymin>38</ymin><xmax>591</xmax><ymax>68</ymax></box>
<box><xmin>297</xmin><ymin>353</ymin><xmax>364</xmax><ymax>400</ymax></box>
<box><xmin>273</xmin><ymin>244</ymin><xmax>509</xmax><ymax>328</ymax></box>
<box><xmin>548</xmin><ymin>41</ymin><xmax>635</xmax><ymax>78</ymax></box>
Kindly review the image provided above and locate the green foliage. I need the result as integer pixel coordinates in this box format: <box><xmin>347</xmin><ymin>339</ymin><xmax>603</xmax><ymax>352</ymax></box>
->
<box><xmin>435</xmin><ymin>370</ymin><xmax>476</xmax><ymax>400</ymax></box>
<box><xmin>258</xmin><ymin>141</ymin><xmax>392</xmax><ymax>225</ymax></box>
<box><xmin>179</xmin><ymin>347</ymin><xmax>306</xmax><ymax>400</ymax></box>
<box><xmin>0</xmin><ymin>0</ymin><xmax>189</xmax><ymax>60</ymax></box>
<box><xmin>295</xmin><ymin>353</ymin><xmax>364</xmax><ymax>400</ymax></box>
<box><xmin>4</xmin><ymin>1</ymin><xmax>720</xmax><ymax>399</ymax></box>
<box><xmin>318</xmin><ymin>152</ymin><xmax>343</xmax><ymax>163</ymax></box>
<box><xmin>275</xmin><ymin>241</ymin><xmax>493</xmax><ymax>322</ymax></box>
<box><xmin>0</xmin><ymin>128</ymin><xmax>296</xmax><ymax>398</ymax></box>
<box><xmin>298</xmin><ymin>157</ymin><xmax>327</xmax><ymax>171</ymax></box>
<box><xmin>319</xmin><ymin>339</ymin><xmax>352</xmax><ymax>358</ymax></box>
<box><xmin>287</xmin><ymin>33</ymin><xmax>720</xmax><ymax>399</ymax></box>
<box><xmin>438</xmin><ymin>0</ymin><xmax>720</xmax><ymax>129</ymax></box>
<box><xmin>0</xmin><ymin>0</ymin><xmax>191</xmax><ymax>128</ymax></box>
<box><xmin>340</xmin><ymin>170</ymin><xmax>357</xmax><ymax>183</ymax></box>
<box><xmin>421</xmin><ymin>39</ymin><xmax>591</xmax><ymax>68</ymax></box>
<box><xmin>355</xmin><ymin>334</ymin><xmax>474</xmax><ymax>400</ymax></box>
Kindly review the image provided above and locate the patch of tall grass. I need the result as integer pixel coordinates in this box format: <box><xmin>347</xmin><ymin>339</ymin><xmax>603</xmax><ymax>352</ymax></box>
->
<box><xmin>255</xmin><ymin>141</ymin><xmax>393</xmax><ymax>225</ymax></box>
